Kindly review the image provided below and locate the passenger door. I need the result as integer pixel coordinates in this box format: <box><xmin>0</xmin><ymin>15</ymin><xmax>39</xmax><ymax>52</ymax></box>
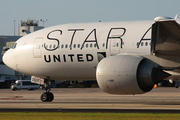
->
<box><xmin>110</xmin><ymin>39</ymin><xmax>120</xmax><ymax>55</ymax></box>
<box><xmin>33</xmin><ymin>38</ymin><xmax>43</xmax><ymax>58</ymax></box>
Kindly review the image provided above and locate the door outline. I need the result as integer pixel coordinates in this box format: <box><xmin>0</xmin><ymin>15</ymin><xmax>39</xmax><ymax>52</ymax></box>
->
<box><xmin>110</xmin><ymin>39</ymin><xmax>120</xmax><ymax>55</ymax></box>
<box><xmin>33</xmin><ymin>38</ymin><xmax>43</xmax><ymax>58</ymax></box>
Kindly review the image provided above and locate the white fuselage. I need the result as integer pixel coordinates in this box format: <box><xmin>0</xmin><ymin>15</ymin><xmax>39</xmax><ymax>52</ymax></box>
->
<box><xmin>3</xmin><ymin>21</ymin><xmax>153</xmax><ymax>80</ymax></box>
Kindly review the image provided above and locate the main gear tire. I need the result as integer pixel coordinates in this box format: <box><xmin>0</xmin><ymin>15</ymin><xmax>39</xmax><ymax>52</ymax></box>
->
<box><xmin>41</xmin><ymin>92</ymin><xmax>54</xmax><ymax>102</ymax></box>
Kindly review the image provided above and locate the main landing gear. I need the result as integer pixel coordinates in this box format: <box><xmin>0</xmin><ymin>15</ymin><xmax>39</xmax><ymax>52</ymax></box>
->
<box><xmin>40</xmin><ymin>79</ymin><xmax>54</xmax><ymax>102</ymax></box>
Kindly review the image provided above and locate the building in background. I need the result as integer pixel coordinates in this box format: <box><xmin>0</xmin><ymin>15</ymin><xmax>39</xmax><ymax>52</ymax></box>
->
<box><xmin>19</xmin><ymin>19</ymin><xmax>43</xmax><ymax>36</ymax></box>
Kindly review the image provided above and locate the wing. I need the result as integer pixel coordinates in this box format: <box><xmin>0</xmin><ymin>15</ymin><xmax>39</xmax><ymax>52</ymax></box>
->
<box><xmin>151</xmin><ymin>16</ymin><xmax>180</xmax><ymax>56</ymax></box>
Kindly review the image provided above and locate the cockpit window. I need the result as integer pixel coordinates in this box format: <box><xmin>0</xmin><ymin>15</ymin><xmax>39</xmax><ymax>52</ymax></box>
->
<box><xmin>11</xmin><ymin>43</ymin><xmax>17</xmax><ymax>49</ymax></box>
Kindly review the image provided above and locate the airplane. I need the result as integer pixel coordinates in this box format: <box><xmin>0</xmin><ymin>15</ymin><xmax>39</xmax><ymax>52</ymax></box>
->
<box><xmin>3</xmin><ymin>15</ymin><xmax>180</xmax><ymax>102</ymax></box>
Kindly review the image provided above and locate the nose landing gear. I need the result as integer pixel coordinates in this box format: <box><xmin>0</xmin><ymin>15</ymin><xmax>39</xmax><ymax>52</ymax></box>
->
<box><xmin>40</xmin><ymin>79</ymin><xmax>54</xmax><ymax>102</ymax></box>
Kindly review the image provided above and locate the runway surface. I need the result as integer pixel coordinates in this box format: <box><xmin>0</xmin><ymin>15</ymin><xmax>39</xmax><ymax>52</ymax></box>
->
<box><xmin>1</xmin><ymin>87</ymin><xmax>180</xmax><ymax>112</ymax></box>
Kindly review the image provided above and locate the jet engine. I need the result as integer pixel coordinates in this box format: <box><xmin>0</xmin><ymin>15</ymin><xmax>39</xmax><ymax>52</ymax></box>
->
<box><xmin>96</xmin><ymin>55</ymin><xmax>170</xmax><ymax>95</ymax></box>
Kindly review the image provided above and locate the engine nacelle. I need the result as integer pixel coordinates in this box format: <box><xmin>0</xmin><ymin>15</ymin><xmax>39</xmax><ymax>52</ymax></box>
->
<box><xmin>96</xmin><ymin>55</ymin><xmax>170</xmax><ymax>95</ymax></box>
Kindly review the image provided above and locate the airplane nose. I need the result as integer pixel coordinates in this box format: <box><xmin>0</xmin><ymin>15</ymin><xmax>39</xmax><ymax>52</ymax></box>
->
<box><xmin>3</xmin><ymin>50</ymin><xmax>16</xmax><ymax>71</ymax></box>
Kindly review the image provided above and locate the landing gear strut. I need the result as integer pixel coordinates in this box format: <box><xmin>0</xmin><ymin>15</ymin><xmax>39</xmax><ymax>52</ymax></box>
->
<box><xmin>40</xmin><ymin>79</ymin><xmax>54</xmax><ymax>102</ymax></box>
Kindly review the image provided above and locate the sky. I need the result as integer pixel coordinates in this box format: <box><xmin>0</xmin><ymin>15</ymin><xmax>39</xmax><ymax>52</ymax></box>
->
<box><xmin>0</xmin><ymin>0</ymin><xmax>179</xmax><ymax>35</ymax></box>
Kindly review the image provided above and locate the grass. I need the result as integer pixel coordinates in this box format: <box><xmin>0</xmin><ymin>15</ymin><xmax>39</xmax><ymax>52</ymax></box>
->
<box><xmin>0</xmin><ymin>112</ymin><xmax>180</xmax><ymax>120</ymax></box>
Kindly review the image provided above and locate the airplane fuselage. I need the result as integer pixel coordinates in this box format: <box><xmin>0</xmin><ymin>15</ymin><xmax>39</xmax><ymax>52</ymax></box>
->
<box><xmin>3</xmin><ymin>21</ymin><xmax>154</xmax><ymax>80</ymax></box>
<box><xmin>4</xmin><ymin>17</ymin><xmax>180</xmax><ymax>102</ymax></box>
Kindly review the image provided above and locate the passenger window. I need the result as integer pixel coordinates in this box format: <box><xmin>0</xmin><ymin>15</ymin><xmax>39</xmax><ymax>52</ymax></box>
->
<box><xmin>94</xmin><ymin>44</ymin><xmax>96</xmax><ymax>48</ymax></box>
<box><xmin>145</xmin><ymin>42</ymin><xmax>148</xmax><ymax>46</ymax></box>
<box><xmin>137</xmin><ymin>42</ymin><xmax>139</xmax><ymax>47</ymax></box>
<box><xmin>53</xmin><ymin>45</ymin><xmax>56</xmax><ymax>48</ymax></box>
<box><xmin>86</xmin><ymin>44</ymin><xmax>88</xmax><ymax>48</ymax></box>
<box><xmin>141</xmin><ymin>42</ymin><xmax>143</xmax><ymax>46</ymax></box>
<box><xmin>82</xmin><ymin>44</ymin><xmax>84</xmax><ymax>48</ymax></box>
<box><xmin>102</xmin><ymin>43</ymin><xmax>105</xmax><ymax>47</ymax></box>
<box><xmin>49</xmin><ymin>45</ymin><xmax>52</xmax><ymax>49</ymax></box>
<box><xmin>90</xmin><ymin>44</ymin><xmax>92</xmax><ymax>48</ymax></box>
<box><xmin>149</xmin><ymin>42</ymin><xmax>151</xmax><ymax>46</ymax></box>
<box><xmin>65</xmin><ymin>44</ymin><xmax>68</xmax><ymax>48</ymax></box>
<box><xmin>61</xmin><ymin>44</ymin><xmax>64</xmax><ymax>48</ymax></box>
<box><xmin>78</xmin><ymin>44</ymin><xmax>80</xmax><ymax>48</ymax></box>
<box><xmin>74</xmin><ymin>44</ymin><xmax>76</xmax><ymax>48</ymax></box>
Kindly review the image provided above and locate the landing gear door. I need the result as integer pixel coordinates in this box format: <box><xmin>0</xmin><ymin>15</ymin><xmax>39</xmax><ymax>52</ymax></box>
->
<box><xmin>31</xmin><ymin>76</ymin><xmax>44</xmax><ymax>85</ymax></box>
<box><xmin>34</xmin><ymin>38</ymin><xmax>43</xmax><ymax>58</ymax></box>
<box><xmin>110</xmin><ymin>39</ymin><xmax>120</xmax><ymax>55</ymax></box>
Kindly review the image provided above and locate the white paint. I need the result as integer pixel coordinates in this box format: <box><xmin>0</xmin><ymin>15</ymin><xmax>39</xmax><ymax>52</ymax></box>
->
<box><xmin>3</xmin><ymin>19</ymin><xmax>180</xmax><ymax>81</ymax></box>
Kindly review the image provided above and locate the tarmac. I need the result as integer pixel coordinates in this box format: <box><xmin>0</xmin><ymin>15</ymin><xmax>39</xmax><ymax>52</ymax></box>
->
<box><xmin>1</xmin><ymin>87</ymin><xmax>180</xmax><ymax>113</ymax></box>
